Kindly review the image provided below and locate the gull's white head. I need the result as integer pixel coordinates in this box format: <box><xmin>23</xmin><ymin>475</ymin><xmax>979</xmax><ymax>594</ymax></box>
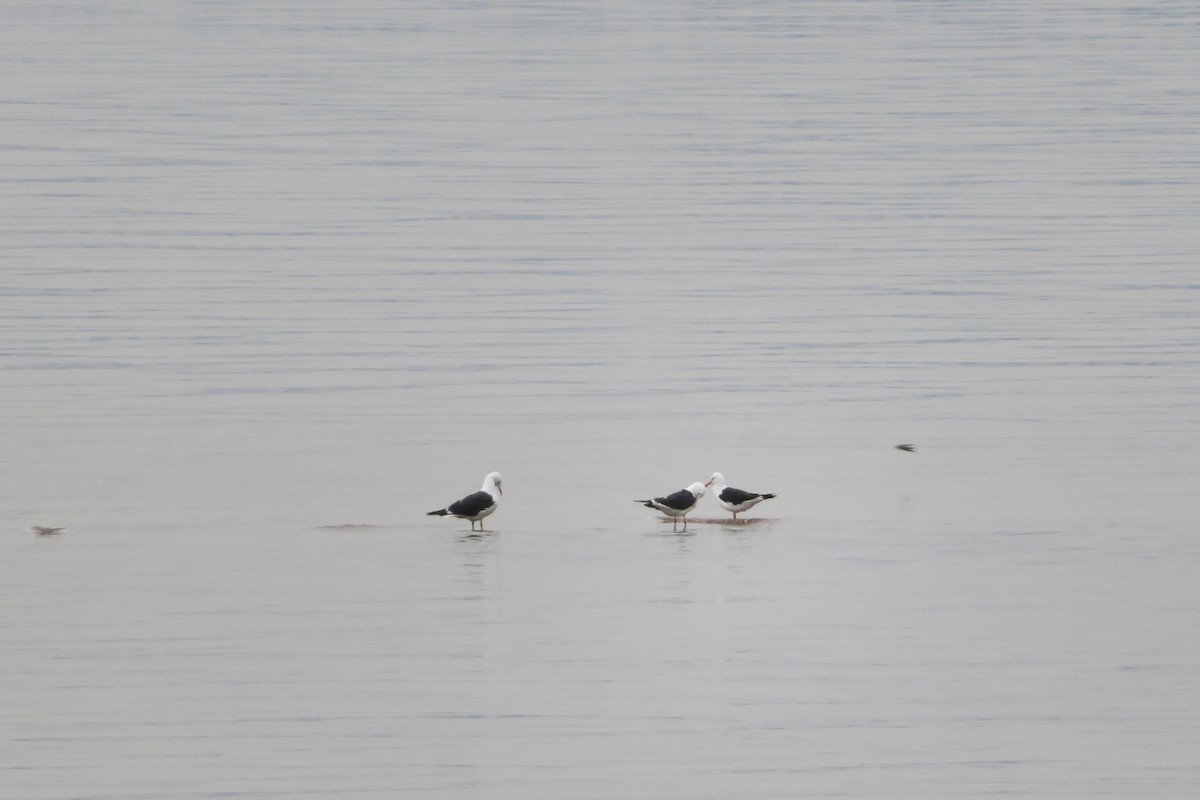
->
<box><xmin>705</xmin><ymin>472</ymin><xmax>725</xmax><ymax>488</ymax></box>
<box><xmin>687</xmin><ymin>481</ymin><xmax>706</xmax><ymax>498</ymax></box>
<box><xmin>484</xmin><ymin>471</ymin><xmax>503</xmax><ymax>495</ymax></box>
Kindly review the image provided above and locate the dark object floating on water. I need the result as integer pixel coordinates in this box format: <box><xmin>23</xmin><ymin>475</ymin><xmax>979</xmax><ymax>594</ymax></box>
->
<box><xmin>895</xmin><ymin>444</ymin><xmax>916</xmax><ymax>452</ymax></box>
<box><xmin>705</xmin><ymin>472</ymin><xmax>776</xmax><ymax>520</ymax></box>
<box><xmin>637</xmin><ymin>481</ymin><xmax>706</xmax><ymax>531</ymax></box>
<box><xmin>427</xmin><ymin>471</ymin><xmax>503</xmax><ymax>531</ymax></box>
<box><xmin>33</xmin><ymin>526</ymin><xmax>65</xmax><ymax>536</ymax></box>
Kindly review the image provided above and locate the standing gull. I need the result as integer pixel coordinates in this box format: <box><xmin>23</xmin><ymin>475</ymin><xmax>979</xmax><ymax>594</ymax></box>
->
<box><xmin>427</xmin><ymin>472</ymin><xmax>503</xmax><ymax>531</ymax></box>
<box><xmin>705</xmin><ymin>472</ymin><xmax>776</xmax><ymax>520</ymax></box>
<box><xmin>636</xmin><ymin>481</ymin><xmax>706</xmax><ymax>531</ymax></box>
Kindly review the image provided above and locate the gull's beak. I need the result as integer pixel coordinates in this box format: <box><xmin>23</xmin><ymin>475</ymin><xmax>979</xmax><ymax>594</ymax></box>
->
<box><xmin>497</xmin><ymin>484</ymin><xmax>503</xmax><ymax>495</ymax></box>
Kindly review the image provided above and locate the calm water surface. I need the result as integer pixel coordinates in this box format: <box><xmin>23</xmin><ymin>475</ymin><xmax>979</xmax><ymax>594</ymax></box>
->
<box><xmin>2</xmin><ymin>2</ymin><xmax>1198</xmax><ymax>798</ymax></box>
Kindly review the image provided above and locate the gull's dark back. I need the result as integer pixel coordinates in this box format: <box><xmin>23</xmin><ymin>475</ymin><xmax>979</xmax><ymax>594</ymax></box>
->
<box><xmin>657</xmin><ymin>488</ymin><xmax>697</xmax><ymax>510</ymax></box>
<box><xmin>719</xmin><ymin>486</ymin><xmax>762</xmax><ymax>505</ymax></box>
<box><xmin>448</xmin><ymin>491</ymin><xmax>493</xmax><ymax>517</ymax></box>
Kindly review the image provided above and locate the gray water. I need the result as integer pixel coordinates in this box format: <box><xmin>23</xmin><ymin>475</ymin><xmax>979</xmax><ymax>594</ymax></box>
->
<box><xmin>3</xmin><ymin>2</ymin><xmax>1198</xmax><ymax>797</ymax></box>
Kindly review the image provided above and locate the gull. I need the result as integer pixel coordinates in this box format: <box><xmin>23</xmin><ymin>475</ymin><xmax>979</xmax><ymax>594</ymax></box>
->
<box><xmin>636</xmin><ymin>481</ymin><xmax>706</xmax><ymax>531</ymax></box>
<box><xmin>427</xmin><ymin>472</ymin><xmax>503</xmax><ymax>531</ymax></box>
<box><xmin>705</xmin><ymin>472</ymin><xmax>776</xmax><ymax>520</ymax></box>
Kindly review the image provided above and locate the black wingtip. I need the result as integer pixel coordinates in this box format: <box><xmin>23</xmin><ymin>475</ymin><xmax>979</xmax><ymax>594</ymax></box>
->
<box><xmin>895</xmin><ymin>444</ymin><xmax>916</xmax><ymax>452</ymax></box>
<box><xmin>427</xmin><ymin>509</ymin><xmax>449</xmax><ymax>516</ymax></box>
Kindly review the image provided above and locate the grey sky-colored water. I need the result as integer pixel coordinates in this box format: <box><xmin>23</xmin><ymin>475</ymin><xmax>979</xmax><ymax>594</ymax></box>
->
<box><xmin>2</xmin><ymin>2</ymin><xmax>1198</xmax><ymax>798</ymax></box>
